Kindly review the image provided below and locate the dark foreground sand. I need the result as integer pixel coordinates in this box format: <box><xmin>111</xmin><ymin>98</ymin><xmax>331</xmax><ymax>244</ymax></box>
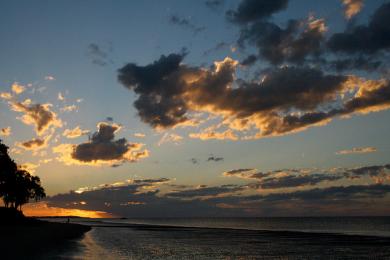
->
<box><xmin>0</xmin><ymin>216</ymin><xmax>90</xmax><ymax>259</ymax></box>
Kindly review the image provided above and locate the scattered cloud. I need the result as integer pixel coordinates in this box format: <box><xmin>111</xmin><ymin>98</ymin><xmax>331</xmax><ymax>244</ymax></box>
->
<box><xmin>45</xmin><ymin>75</ymin><xmax>55</xmax><ymax>81</ymax></box>
<box><xmin>328</xmin><ymin>3</ymin><xmax>390</xmax><ymax>54</ymax></box>
<box><xmin>19</xmin><ymin>162</ymin><xmax>40</xmax><ymax>174</ymax></box>
<box><xmin>336</xmin><ymin>146</ymin><xmax>377</xmax><ymax>155</ymax></box>
<box><xmin>158</xmin><ymin>133</ymin><xmax>183</xmax><ymax>146</ymax></box>
<box><xmin>238</xmin><ymin>15</ymin><xmax>327</xmax><ymax>64</ymax></box>
<box><xmin>166</xmin><ymin>184</ymin><xmax>245</xmax><ymax>199</ymax></box>
<box><xmin>0</xmin><ymin>127</ymin><xmax>11</xmax><ymax>137</ymax></box>
<box><xmin>17</xmin><ymin>138</ymin><xmax>48</xmax><ymax>151</ymax></box>
<box><xmin>342</xmin><ymin>0</ymin><xmax>364</xmax><ymax>19</ymax></box>
<box><xmin>11</xmin><ymin>82</ymin><xmax>25</xmax><ymax>95</ymax></box>
<box><xmin>224</xmin><ymin>164</ymin><xmax>390</xmax><ymax>188</ymax></box>
<box><xmin>63</xmin><ymin>126</ymin><xmax>90</xmax><ymax>139</ymax></box>
<box><xmin>60</xmin><ymin>104</ymin><xmax>77</xmax><ymax>112</ymax></box>
<box><xmin>190</xmin><ymin>158</ymin><xmax>199</xmax><ymax>164</ymax></box>
<box><xmin>207</xmin><ymin>155</ymin><xmax>224</xmax><ymax>162</ymax></box>
<box><xmin>0</xmin><ymin>92</ymin><xmax>12</xmax><ymax>100</ymax></box>
<box><xmin>203</xmin><ymin>42</ymin><xmax>229</xmax><ymax>56</ymax></box>
<box><xmin>53</xmin><ymin>122</ymin><xmax>149</xmax><ymax>166</ymax></box>
<box><xmin>10</xmin><ymin>100</ymin><xmax>62</xmax><ymax>136</ymax></box>
<box><xmin>87</xmin><ymin>43</ymin><xmax>113</xmax><ymax>66</ymax></box>
<box><xmin>134</xmin><ymin>133</ymin><xmax>146</xmax><ymax>138</ymax></box>
<box><xmin>57</xmin><ymin>92</ymin><xmax>65</xmax><ymax>101</ymax></box>
<box><xmin>168</xmin><ymin>14</ymin><xmax>205</xmax><ymax>34</ymax></box>
<box><xmin>226</xmin><ymin>0</ymin><xmax>288</xmax><ymax>24</ymax></box>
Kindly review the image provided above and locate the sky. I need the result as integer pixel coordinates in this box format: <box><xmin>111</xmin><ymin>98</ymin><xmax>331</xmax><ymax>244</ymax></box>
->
<box><xmin>1</xmin><ymin>0</ymin><xmax>390</xmax><ymax>217</ymax></box>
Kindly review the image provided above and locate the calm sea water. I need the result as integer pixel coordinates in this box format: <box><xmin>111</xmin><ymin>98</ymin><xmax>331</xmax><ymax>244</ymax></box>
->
<box><xmin>44</xmin><ymin>217</ymin><xmax>390</xmax><ymax>259</ymax></box>
<box><xmin>101</xmin><ymin>216</ymin><xmax>390</xmax><ymax>237</ymax></box>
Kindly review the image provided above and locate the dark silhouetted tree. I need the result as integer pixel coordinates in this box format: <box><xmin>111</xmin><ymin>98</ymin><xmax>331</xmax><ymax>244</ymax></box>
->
<box><xmin>0</xmin><ymin>139</ymin><xmax>46</xmax><ymax>211</ymax></box>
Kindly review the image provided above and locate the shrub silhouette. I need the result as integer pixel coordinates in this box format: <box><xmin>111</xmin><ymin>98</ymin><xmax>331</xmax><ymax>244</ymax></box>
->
<box><xmin>0</xmin><ymin>139</ymin><xmax>46</xmax><ymax>211</ymax></box>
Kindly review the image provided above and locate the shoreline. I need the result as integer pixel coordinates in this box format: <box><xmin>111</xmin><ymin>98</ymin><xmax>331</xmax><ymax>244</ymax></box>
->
<box><xmin>65</xmin><ymin>218</ymin><xmax>390</xmax><ymax>238</ymax></box>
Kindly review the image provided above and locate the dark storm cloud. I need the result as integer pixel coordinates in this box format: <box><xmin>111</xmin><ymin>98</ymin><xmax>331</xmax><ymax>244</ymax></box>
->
<box><xmin>119</xmin><ymin>53</ymin><xmax>360</xmax><ymax>135</ymax></box>
<box><xmin>207</xmin><ymin>184</ymin><xmax>390</xmax><ymax>206</ymax></box>
<box><xmin>261</xmin><ymin>184</ymin><xmax>390</xmax><ymax>201</ymax></box>
<box><xmin>62</xmin><ymin>122</ymin><xmax>148</xmax><ymax>165</ymax></box>
<box><xmin>345</xmin><ymin>164</ymin><xmax>390</xmax><ymax>179</ymax></box>
<box><xmin>328</xmin><ymin>3</ymin><xmax>390</xmax><ymax>54</ymax></box>
<box><xmin>238</xmin><ymin>17</ymin><xmax>326</xmax><ymax>65</ymax></box>
<box><xmin>119</xmin><ymin>52</ymin><xmax>390</xmax><ymax>137</ymax></box>
<box><xmin>224</xmin><ymin>168</ymin><xmax>342</xmax><ymax>189</ymax></box>
<box><xmin>229</xmin><ymin>2</ymin><xmax>389</xmax><ymax>70</ymax></box>
<box><xmin>240</xmin><ymin>54</ymin><xmax>257</xmax><ymax>66</ymax></box>
<box><xmin>73</xmin><ymin>123</ymin><xmax>128</xmax><ymax>161</ymax></box>
<box><xmin>168</xmin><ymin>15</ymin><xmax>205</xmax><ymax>35</ymax></box>
<box><xmin>225</xmin><ymin>164</ymin><xmax>390</xmax><ymax>189</ymax></box>
<box><xmin>226</xmin><ymin>0</ymin><xmax>288</xmax><ymax>24</ymax></box>
<box><xmin>258</xmin><ymin>173</ymin><xmax>343</xmax><ymax>189</ymax></box>
<box><xmin>329</xmin><ymin>57</ymin><xmax>382</xmax><ymax>72</ymax></box>
<box><xmin>118</xmin><ymin>53</ymin><xmax>189</xmax><ymax>128</ymax></box>
<box><xmin>257</xmin><ymin>79</ymin><xmax>390</xmax><ymax>136</ymax></box>
<box><xmin>166</xmin><ymin>184</ymin><xmax>245</xmax><ymax>198</ymax></box>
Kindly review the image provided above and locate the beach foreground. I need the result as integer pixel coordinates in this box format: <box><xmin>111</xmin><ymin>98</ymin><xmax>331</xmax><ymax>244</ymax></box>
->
<box><xmin>0</xmin><ymin>209</ymin><xmax>91</xmax><ymax>259</ymax></box>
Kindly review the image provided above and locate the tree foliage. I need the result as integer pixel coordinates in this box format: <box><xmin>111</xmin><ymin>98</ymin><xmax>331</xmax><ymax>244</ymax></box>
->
<box><xmin>0</xmin><ymin>139</ymin><xmax>46</xmax><ymax>210</ymax></box>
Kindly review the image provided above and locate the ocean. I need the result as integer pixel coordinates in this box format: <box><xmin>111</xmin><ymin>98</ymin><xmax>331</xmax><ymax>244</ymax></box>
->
<box><xmin>42</xmin><ymin>217</ymin><xmax>390</xmax><ymax>259</ymax></box>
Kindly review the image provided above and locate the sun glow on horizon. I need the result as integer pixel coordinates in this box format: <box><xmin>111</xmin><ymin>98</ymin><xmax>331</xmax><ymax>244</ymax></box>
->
<box><xmin>22</xmin><ymin>202</ymin><xmax>113</xmax><ymax>218</ymax></box>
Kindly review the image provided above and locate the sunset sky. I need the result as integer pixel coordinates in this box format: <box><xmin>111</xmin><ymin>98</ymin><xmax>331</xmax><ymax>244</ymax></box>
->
<box><xmin>1</xmin><ymin>0</ymin><xmax>390</xmax><ymax>217</ymax></box>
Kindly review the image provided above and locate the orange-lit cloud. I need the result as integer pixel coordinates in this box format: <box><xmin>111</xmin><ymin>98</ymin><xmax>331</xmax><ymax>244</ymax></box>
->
<box><xmin>53</xmin><ymin>122</ymin><xmax>149</xmax><ymax>166</ymax></box>
<box><xmin>63</xmin><ymin>126</ymin><xmax>90</xmax><ymax>139</ymax></box>
<box><xmin>189</xmin><ymin>129</ymin><xmax>238</xmax><ymax>141</ymax></box>
<box><xmin>10</xmin><ymin>100</ymin><xmax>62</xmax><ymax>136</ymax></box>
<box><xmin>342</xmin><ymin>0</ymin><xmax>364</xmax><ymax>19</ymax></box>
<box><xmin>134</xmin><ymin>133</ymin><xmax>146</xmax><ymax>138</ymax></box>
<box><xmin>0</xmin><ymin>127</ymin><xmax>12</xmax><ymax>137</ymax></box>
<box><xmin>11</xmin><ymin>82</ymin><xmax>25</xmax><ymax>95</ymax></box>
<box><xmin>158</xmin><ymin>133</ymin><xmax>183</xmax><ymax>145</ymax></box>
<box><xmin>0</xmin><ymin>92</ymin><xmax>12</xmax><ymax>99</ymax></box>
<box><xmin>336</xmin><ymin>146</ymin><xmax>377</xmax><ymax>155</ymax></box>
<box><xmin>60</xmin><ymin>104</ymin><xmax>77</xmax><ymax>112</ymax></box>
<box><xmin>118</xmin><ymin>53</ymin><xmax>390</xmax><ymax>141</ymax></box>
<box><xmin>19</xmin><ymin>162</ymin><xmax>40</xmax><ymax>174</ymax></box>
